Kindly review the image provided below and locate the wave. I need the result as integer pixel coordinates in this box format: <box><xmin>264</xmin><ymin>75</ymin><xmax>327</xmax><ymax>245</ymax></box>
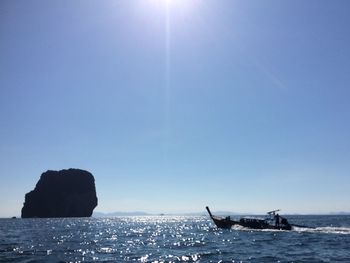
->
<box><xmin>230</xmin><ymin>225</ymin><xmax>283</xmax><ymax>232</ymax></box>
<box><xmin>293</xmin><ymin>226</ymin><xmax>350</xmax><ymax>235</ymax></box>
<box><xmin>229</xmin><ymin>225</ymin><xmax>350</xmax><ymax>235</ymax></box>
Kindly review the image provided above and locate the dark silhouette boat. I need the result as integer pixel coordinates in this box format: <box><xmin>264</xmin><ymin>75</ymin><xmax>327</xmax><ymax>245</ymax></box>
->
<box><xmin>206</xmin><ymin>206</ymin><xmax>292</xmax><ymax>230</ymax></box>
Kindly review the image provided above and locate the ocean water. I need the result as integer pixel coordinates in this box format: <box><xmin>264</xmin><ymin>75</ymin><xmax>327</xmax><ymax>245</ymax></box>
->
<box><xmin>1</xmin><ymin>215</ymin><xmax>350</xmax><ymax>262</ymax></box>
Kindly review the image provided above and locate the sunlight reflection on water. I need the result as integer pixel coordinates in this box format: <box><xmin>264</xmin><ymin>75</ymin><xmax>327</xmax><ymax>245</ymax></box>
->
<box><xmin>1</xmin><ymin>216</ymin><xmax>350</xmax><ymax>262</ymax></box>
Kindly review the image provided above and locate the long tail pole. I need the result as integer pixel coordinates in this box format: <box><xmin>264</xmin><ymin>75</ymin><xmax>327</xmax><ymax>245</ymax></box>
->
<box><xmin>206</xmin><ymin>206</ymin><xmax>213</xmax><ymax>218</ymax></box>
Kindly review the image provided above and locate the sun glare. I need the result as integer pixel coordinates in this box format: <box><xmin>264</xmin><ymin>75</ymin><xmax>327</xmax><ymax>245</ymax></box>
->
<box><xmin>150</xmin><ymin>0</ymin><xmax>194</xmax><ymax>10</ymax></box>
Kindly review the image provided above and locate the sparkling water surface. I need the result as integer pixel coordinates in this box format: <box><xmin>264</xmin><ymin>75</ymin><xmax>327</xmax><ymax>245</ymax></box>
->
<box><xmin>1</xmin><ymin>215</ymin><xmax>350</xmax><ymax>262</ymax></box>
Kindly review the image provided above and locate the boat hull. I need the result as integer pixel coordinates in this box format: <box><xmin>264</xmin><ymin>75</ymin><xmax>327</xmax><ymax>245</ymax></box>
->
<box><xmin>206</xmin><ymin>206</ymin><xmax>292</xmax><ymax>231</ymax></box>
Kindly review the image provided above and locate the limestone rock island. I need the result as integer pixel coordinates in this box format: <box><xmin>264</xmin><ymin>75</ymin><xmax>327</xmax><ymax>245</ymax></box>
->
<box><xmin>21</xmin><ymin>169</ymin><xmax>98</xmax><ymax>218</ymax></box>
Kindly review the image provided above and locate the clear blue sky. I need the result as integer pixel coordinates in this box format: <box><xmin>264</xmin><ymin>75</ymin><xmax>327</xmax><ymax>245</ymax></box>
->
<box><xmin>1</xmin><ymin>0</ymin><xmax>350</xmax><ymax>217</ymax></box>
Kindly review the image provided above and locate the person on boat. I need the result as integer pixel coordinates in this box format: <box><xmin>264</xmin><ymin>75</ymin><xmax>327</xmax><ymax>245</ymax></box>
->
<box><xmin>275</xmin><ymin>213</ymin><xmax>280</xmax><ymax>227</ymax></box>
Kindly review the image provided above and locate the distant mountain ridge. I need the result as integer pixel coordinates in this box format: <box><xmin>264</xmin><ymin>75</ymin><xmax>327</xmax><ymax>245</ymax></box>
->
<box><xmin>93</xmin><ymin>211</ymin><xmax>150</xmax><ymax>217</ymax></box>
<box><xmin>93</xmin><ymin>210</ymin><xmax>242</xmax><ymax>217</ymax></box>
<box><xmin>93</xmin><ymin>210</ymin><xmax>350</xmax><ymax>217</ymax></box>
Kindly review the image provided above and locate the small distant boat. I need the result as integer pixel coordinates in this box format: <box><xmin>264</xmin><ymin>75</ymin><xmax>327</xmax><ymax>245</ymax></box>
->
<box><xmin>206</xmin><ymin>206</ymin><xmax>292</xmax><ymax>230</ymax></box>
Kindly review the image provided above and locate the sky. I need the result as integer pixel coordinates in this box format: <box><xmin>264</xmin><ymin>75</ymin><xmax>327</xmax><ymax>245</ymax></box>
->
<box><xmin>1</xmin><ymin>0</ymin><xmax>350</xmax><ymax>217</ymax></box>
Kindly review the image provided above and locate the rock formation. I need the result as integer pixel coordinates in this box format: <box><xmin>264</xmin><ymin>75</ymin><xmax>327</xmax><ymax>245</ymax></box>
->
<box><xmin>21</xmin><ymin>169</ymin><xmax>98</xmax><ymax>218</ymax></box>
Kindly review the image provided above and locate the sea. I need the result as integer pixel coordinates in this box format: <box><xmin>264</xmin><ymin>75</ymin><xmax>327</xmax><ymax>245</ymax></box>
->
<box><xmin>1</xmin><ymin>215</ymin><xmax>350</xmax><ymax>263</ymax></box>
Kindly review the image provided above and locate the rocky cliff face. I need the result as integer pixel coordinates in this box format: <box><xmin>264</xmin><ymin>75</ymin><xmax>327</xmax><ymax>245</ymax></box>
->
<box><xmin>21</xmin><ymin>169</ymin><xmax>98</xmax><ymax>218</ymax></box>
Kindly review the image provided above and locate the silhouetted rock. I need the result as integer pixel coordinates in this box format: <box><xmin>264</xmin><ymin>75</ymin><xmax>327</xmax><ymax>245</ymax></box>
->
<box><xmin>21</xmin><ymin>169</ymin><xmax>98</xmax><ymax>218</ymax></box>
